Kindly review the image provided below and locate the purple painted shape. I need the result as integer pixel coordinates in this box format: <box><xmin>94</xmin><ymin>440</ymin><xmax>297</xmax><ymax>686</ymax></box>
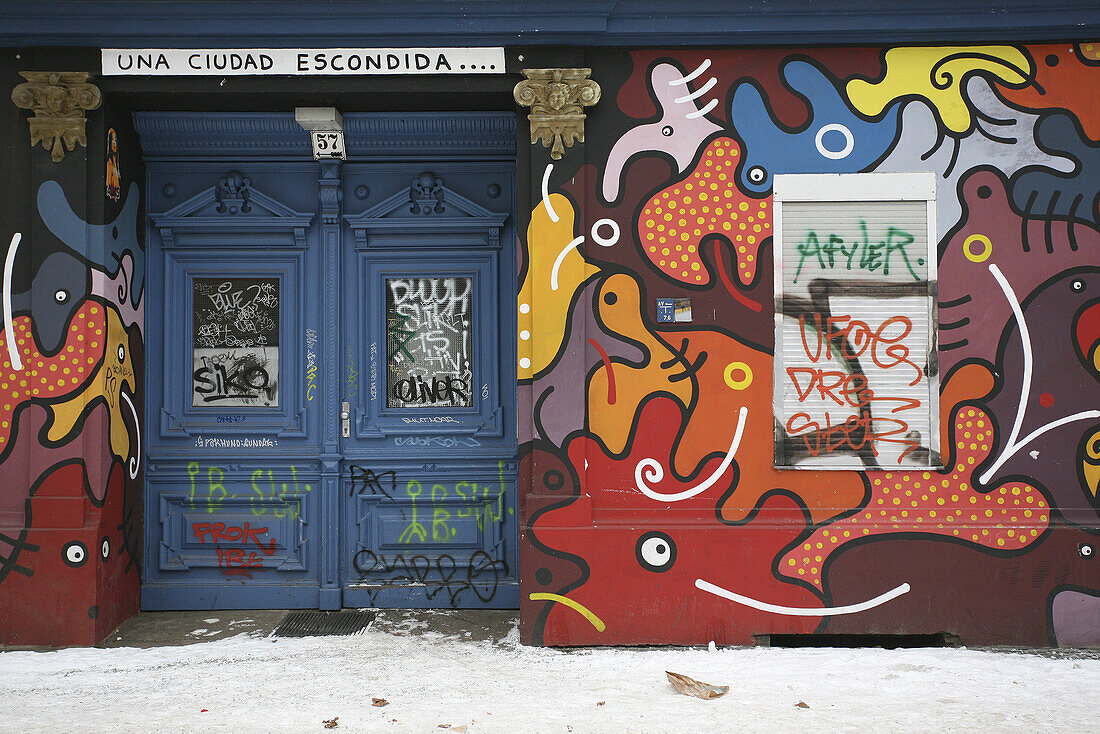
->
<box><xmin>983</xmin><ymin>268</ymin><xmax>1100</xmax><ymax>519</ymax></box>
<box><xmin>0</xmin><ymin>403</ymin><xmax>114</xmax><ymax>521</ymax></box>
<box><xmin>938</xmin><ymin>170</ymin><xmax>1100</xmax><ymax>376</ymax></box>
<box><xmin>532</xmin><ymin>280</ymin><xmax>644</xmax><ymax>446</ymax></box>
<box><xmin>1051</xmin><ymin>589</ymin><xmax>1100</xmax><ymax>647</ymax></box>
<box><xmin>601</xmin><ymin>62</ymin><xmax>722</xmax><ymax>203</ymax></box>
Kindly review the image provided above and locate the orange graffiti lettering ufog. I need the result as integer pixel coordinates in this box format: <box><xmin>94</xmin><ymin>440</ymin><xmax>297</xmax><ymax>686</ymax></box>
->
<box><xmin>798</xmin><ymin>313</ymin><xmax>922</xmax><ymax>384</ymax></box>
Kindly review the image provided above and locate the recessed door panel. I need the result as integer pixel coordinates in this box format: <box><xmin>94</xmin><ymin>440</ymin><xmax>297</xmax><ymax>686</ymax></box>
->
<box><xmin>339</xmin><ymin>164</ymin><xmax>518</xmax><ymax>608</ymax></box>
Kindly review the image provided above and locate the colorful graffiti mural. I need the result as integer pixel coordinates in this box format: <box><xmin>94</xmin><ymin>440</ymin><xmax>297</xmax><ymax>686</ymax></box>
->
<box><xmin>520</xmin><ymin>43</ymin><xmax>1100</xmax><ymax>646</ymax></box>
<box><xmin>0</xmin><ymin>115</ymin><xmax>143</xmax><ymax>645</ymax></box>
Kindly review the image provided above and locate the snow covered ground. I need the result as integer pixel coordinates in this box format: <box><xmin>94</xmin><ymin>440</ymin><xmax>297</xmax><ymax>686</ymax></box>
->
<box><xmin>2</xmin><ymin>617</ymin><xmax>1099</xmax><ymax>733</ymax></box>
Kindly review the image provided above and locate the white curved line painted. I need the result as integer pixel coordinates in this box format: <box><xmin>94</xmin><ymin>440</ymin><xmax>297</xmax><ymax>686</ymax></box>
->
<box><xmin>674</xmin><ymin>76</ymin><xmax>718</xmax><ymax>104</ymax></box>
<box><xmin>541</xmin><ymin>164</ymin><xmax>559</xmax><ymax>223</ymax></box>
<box><xmin>686</xmin><ymin>98</ymin><xmax>719</xmax><ymax>119</ymax></box>
<box><xmin>3</xmin><ymin>232</ymin><xmax>23</xmax><ymax>371</ymax></box>
<box><xmin>979</xmin><ymin>263</ymin><xmax>1032</xmax><ymax>485</ymax></box>
<box><xmin>121</xmin><ymin>391</ymin><xmax>141</xmax><ymax>479</ymax></box>
<box><xmin>695</xmin><ymin>578</ymin><xmax>912</xmax><ymax>617</ymax></box>
<box><xmin>978</xmin><ymin>262</ymin><xmax>1100</xmax><ymax>485</ymax></box>
<box><xmin>550</xmin><ymin>236</ymin><xmax>585</xmax><ymax>292</ymax></box>
<box><xmin>635</xmin><ymin>406</ymin><xmax>747</xmax><ymax>502</ymax></box>
<box><xmin>981</xmin><ymin>410</ymin><xmax>1100</xmax><ymax>485</ymax></box>
<box><xmin>669</xmin><ymin>58</ymin><xmax>712</xmax><ymax>86</ymax></box>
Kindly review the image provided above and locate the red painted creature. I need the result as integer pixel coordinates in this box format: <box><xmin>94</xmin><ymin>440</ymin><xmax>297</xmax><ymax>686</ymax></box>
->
<box><xmin>532</xmin><ymin>396</ymin><xmax>876</xmax><ymax>645</ymax></box>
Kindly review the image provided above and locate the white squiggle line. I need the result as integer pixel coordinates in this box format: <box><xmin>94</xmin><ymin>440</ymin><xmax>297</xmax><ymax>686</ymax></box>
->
<box><xmin>669</xmin><ymin>58</ymin><xmax>712</xmax><ymax>85</ymax></box>
<box><xmin>121</xmin><ymin>391</ymin><xmax>141</xmax><ymax>479</ymax></box>
<box><xmin>985</xmin><ymin>263</ymin><xmax>1031</xmax><ymax>475</ymax></box>
<box><xmin>550</xmin><ymin>236</ymin><xmax>585</xmax><ymax>292</ymax></box>
<box><xmin>3</xmin><ymin>232</ymin><xmax>23</xmax><ymax>371</ymax></box>
<box><xmin>686</xmin><ymin>98</ymin><xmax>719</xmax><ymax>119</ymax></box>
<box><xmin>635</xmin><ymin>406</ymin><xmax>747</xmax><ymax>502</ymax></box>
<box><xmin>541</xmin><ymin>164</ymin><xmax>558</xmax><ymax>223</ymax></box>
<box><xmin>674</xmin><ymin>76</ymin><xmax>717</xmax><ymax>104</ymax></box>
<box><xmin>695</xmin><ymin>579</ymin><xmax>912</xmax><ymax>617</ymax></box>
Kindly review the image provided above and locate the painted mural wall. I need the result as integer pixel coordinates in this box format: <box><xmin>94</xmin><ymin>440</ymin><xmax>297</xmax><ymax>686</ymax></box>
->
<box><xmin>519</xmin><ymin>43</ymin><xmax>1100</xmax><ymax>646</ymax></box>
<box><xmin>0</xmin><ymin>78</ymin><xmax>144</xmax><ymax>645</ymax></box>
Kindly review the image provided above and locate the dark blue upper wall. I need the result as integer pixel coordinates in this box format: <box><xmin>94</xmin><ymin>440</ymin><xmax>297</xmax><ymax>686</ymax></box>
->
<box><xmin>1</xmin><ymin>0</ymin><xmax>1099</xmax><ymax>47</ymax></box>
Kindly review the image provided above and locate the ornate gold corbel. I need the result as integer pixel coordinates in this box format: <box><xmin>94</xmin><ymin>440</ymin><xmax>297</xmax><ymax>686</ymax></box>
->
<box><xmin>11</xmin><ymin>71</ymin><xmax>102</xmax><ymax>162</ymax></box>
<box><xmin>514</xmin><ymin>68</ymin><xmax>601</xmax><ymax>160</ymax></box>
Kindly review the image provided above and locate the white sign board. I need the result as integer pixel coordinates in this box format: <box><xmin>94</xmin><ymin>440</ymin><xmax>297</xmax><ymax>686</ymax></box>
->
<box><xmin>102</xmin><ymin>48</ymin><xmax>505</xmax><ymax>76</ymax></box>
<box><xmin>311</xmin><ymin>131</ymin><xmax>345</xmax><ymax>160</ymax></box>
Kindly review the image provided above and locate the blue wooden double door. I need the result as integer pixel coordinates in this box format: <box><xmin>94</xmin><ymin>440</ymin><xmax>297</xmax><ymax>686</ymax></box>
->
<box><xmin>141</xmin><ymin>113</ymin><xmax>518</xmax><ymax>610</ymax></box>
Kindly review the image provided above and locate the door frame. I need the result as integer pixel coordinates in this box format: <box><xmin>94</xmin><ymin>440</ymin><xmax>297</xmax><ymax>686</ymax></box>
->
<box><xmin>137</xmin><ymin>111</ymin><xmax>519</xmax><ymax>610</ymax></box>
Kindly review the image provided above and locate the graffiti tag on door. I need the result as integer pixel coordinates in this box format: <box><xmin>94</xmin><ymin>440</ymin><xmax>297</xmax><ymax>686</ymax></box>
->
<box><xmin>192</xmin><ymin>277</ymin><xmax>279</xmax><ymax>406</ymax></box>
<box><xmin>385</xmin><ymin>276</ymin><xmax>472</xmax><ymax>408</ymax></box>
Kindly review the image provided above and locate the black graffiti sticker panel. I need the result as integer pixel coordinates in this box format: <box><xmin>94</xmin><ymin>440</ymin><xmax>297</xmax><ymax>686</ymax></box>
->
<box><xmin>192</xmin><ymin>277</ymin><xmax>280</xmax><ymax>407</ymax></box>
<box><xmin>386</xmin><ymin>276</ymin><xmax>473</xmax><ymax>409</ymax></box>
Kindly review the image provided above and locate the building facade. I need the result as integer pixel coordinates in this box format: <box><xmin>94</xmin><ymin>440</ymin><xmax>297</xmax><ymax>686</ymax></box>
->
<box><xmin>2</xmin><ymin>1</ymin><xmax>1100</xmax><ymax>647</ymax></box>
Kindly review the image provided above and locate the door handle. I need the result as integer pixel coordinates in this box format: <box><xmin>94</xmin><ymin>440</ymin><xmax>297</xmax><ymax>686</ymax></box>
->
<box><xmin>341</xmin><ymin>401</ymin><xmax>351</xmax><ymax>438</ymax></box>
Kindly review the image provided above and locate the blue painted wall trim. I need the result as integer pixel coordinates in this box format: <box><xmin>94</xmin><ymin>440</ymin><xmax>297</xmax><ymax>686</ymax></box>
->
<box><xmin>2</xmin><ymin>1</ymin><xmax>1098</xmax><ymax>47</ymax></box>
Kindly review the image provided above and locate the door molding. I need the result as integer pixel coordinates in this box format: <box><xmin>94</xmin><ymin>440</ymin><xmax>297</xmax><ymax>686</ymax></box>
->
<box><xmin>346</xmin><ymin>180</ymin><xmax>508</xmax><ymax>249</ymax></box>
<box><xmin>135</xmin><ymin>112</ymin><xmax>516</xmax><ymax>159</ymax></box>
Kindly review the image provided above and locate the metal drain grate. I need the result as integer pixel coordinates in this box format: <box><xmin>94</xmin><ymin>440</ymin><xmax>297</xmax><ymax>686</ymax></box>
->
<box><xmin>273</xmin><ymin>610</ymin><xmax>377</xmax><ymax>638</ymax></box>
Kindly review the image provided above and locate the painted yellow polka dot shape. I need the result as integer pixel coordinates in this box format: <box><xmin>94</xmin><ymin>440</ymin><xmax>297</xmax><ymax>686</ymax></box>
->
<box><xmin>638</xmin><ymin>137</ymin><xmax>770</xmax><ymax>287</ymax></box>
<box><xmin>781</xmin><ymin>406</ymin><xmax>1050</xmax><ymax>590</ymax></box>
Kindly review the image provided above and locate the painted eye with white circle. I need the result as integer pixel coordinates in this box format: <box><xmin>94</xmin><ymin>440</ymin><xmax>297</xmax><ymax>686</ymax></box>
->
<box><xmin>747</xmin><ymin>166</ymin><xmax>767</xmax><ymax>185</ymax></box>
<box><xmin>54</xmin><ymin>289</ymin><xmax>69</xmax><ymax>304</ymax></box>
<box><xmin>1072</xmin><ymin>279</ymin><xmax>1085</xmax><ymax>292</ymax></box>
<box><xmin>63</xmin><ymin>541</ymin><xmax>88</xmax><ymax>567</ymax></box>
<box><xmin>101</xmin><ymin>537</ymin><xmax>111</xmax><ymax>560</ymax></box>
<box><xmin>636</xmin><ymin>531</ymin><xmax>677</xmax><ymax>573</ymax></box>
<box><xmin>661</xmin><ymin>125</ymin><xmax>673</xmax><ymax>137</ymax></box>
<box><xmin>1080</xmin><ymin>543</ymin><xmax>1094</xmax><ymax>558</ymax></box>
<box><xmin>117</xmin><ymin>345</ymin><xmax>126</xmax><ymax>361</ymax></box>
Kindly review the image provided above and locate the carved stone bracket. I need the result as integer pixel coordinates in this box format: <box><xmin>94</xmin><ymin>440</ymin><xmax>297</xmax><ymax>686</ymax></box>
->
<box><xmin>215</xmin><ymin>170</ymin><xmax>252</xmax><ymax>214</ymax></box>
<box><xmin>514</xmin><ymin>68</ymin><xmax>601</xmax><ymax>160</ymax></box>
<box><xmin>410</xmin><ymin>172</ymin><xmax>445</xmax><ymax>215</ymax></box>
<box><xmin>11</xmin><ymin>71</ymin><xmax>102</xmax><ymax>162</ymax></box>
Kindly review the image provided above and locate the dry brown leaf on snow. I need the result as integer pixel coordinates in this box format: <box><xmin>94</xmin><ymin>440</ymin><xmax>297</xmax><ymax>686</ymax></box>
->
<box><xmin>796</xmin><ymin>701</ymin><xmax>810</xmax><ymax>709</ymax></box>
<box><xmin>322</xmin><ymin>716</ymin><xmax>339</xmax><ymax>728</ymax></box>
<box><xmin>372</xmin><ymin>698</ymin><xmax>389</xmax><ymax>707</ymax></box>
<box><xmin>665</xmin><ymin>671</ymin><xmax>729</xmax><ymax>699</ymax></box>
<box><xmin>597</xmin><ymin>701</ymin><xmax>605</xmax><ymax>706</ymax></box>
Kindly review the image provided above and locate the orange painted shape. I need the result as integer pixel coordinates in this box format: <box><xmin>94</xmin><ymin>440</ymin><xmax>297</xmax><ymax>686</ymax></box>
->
<box><xmin>587</xmin><ymin>274</ymin><xmax>694</xmax><ymax>456</ymax></box>
<box><xmin>997</xmin><ymin>44</ymin><xmax>1100</xmax><ymax>141</ymax></box>
<box><xmin>587</xmin><ymin>272</ymin><xmax>865</xmax><ymax>525</ymax></box>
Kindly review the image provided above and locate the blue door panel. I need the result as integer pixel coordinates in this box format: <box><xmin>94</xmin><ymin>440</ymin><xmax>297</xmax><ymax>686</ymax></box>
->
<box><xmin>342</xmin><ymin>460</ymin><xmax>518</xmax><ymax>608</ymax></box>
<box><xmin>339</xmin><ymin>161</ymin><xmax>518</xmax><ymax>607</ymax></box>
